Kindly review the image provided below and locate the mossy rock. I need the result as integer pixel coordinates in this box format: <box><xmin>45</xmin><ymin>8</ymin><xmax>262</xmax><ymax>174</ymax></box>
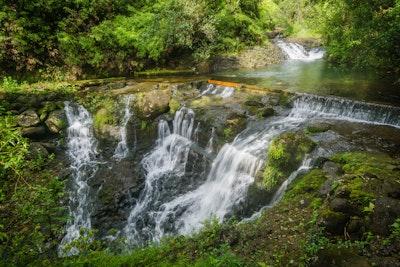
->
<box><xmin>261</xmin><ymin>131</ymin><xmax>316</xmax><ymax>190</ymax></box>
<box><xmin>169</xmin><ymin>98</ymin><xmax>180</xmax><ymax>115</ymax></box>
<box><xmin>94</xmin><ymin>107</ymin><xmax>114</xmax><ymax>129</ymax></box>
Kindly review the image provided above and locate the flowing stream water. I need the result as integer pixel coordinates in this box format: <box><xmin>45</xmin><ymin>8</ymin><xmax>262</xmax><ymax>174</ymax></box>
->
<box><xmin>59</xmin><ymin>40</ymin><xmax>400</xmax><ymax>252</ymax></box>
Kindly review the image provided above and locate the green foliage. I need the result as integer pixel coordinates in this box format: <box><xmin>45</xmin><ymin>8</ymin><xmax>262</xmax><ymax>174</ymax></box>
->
<box><xmin>1</xmin><ymin>0</ymin><xmax>273</xmax><ymax>78</ymax></box>
<box><xmin>0</xmin><ymin>108</ymin><xmax>67</xmax><ymax>266</ymax></box>
<box><xmin>321</xmin><ymin>0</ymin><xmax>400</xmax><ymax>73</ymax></box>
<box><xmin>384</xmin><ymin>218</ymin><xmax>400</xmax><ymax>245</ymax></box>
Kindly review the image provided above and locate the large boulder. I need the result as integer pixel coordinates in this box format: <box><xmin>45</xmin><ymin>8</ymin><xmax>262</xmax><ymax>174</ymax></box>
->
<box><xmin>135</xmin><ymin>90</ymin><xmax>171</xmax><ymax>119</ymax></box>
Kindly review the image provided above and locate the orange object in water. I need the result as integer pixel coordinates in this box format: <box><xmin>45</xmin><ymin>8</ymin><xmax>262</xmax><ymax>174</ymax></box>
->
<box><xmin>208</xmin><ymin>79</ymin><xmax>238</xmax><ymax>87</ymax></box>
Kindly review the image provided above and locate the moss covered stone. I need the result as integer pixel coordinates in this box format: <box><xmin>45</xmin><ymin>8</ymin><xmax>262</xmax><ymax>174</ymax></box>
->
<box><xmin>262</xmin><ymin>131</ymin><xmax>316</xmax><ymax>190</ymax></box>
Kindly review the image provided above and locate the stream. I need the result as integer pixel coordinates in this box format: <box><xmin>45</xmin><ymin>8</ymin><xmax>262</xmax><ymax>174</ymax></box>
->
<box><xmin>58</xmin><ymin>40</ymin><xmax>400</xmax><ymax>254</ymax></box>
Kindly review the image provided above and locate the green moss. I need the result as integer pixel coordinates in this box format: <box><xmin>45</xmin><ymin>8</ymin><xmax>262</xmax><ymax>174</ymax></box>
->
<box><xmin>284</xmin><ymin>169</ymin><xmax>326</xmax><ymax>203</ymax></box>
<box><xmin>278</xmin><ymin>92</ymin><xmax>292</xmax><ymax>107</ymax></box>
<box><xmin>189</xmin><ymin>96</ymin><xmax>212</xmax><ymax>108</ymax></box>
<box><xmin>169</xmin><ymin>98</ymin><xmax>180</xmax><ymax>115</ymax></box>
<box><xmin>305</xmin><ymin>125</ymin><xmax>330</xmax><ymax>134</ymax></box>
<box><xmin>262</xmin><ymin>132</ymin><xmax>316</xmax><ymax>190</ymax></box>
<box><xmin>94</xmin><ymin>108</ymin><xmax>114</xmax><ymax>129</ymax></box>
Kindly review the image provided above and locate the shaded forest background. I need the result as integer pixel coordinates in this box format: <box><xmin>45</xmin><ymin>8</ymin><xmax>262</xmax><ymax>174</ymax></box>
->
<box><xmin>0</xmin><ymin>0</ymin><xmax>399</xmax><ymax>80</ymax></box>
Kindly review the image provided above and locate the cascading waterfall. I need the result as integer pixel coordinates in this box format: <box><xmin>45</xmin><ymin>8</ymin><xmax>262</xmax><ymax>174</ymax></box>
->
<box><xmin>123</xmin><ymin>108</ymin><xmax>195</xmax><ymax>246</ymax></box>
<box><xmin>124</xmin><ymin>117</ymin><xmax>302</xmax><ymax>245</ymax></box>
<box><xmin>290</xmin><ymin>93</ymin><xmax>400</xmax><ymax>128</ymax></box>
<box><xmin>199</xmin><ymin>84</ymin><xmax>235</xmax><ymax>99</ymax></box>
<box><xmin>59</xmin><ymin>102</ymin><xmax>99</xmax><ymax>256</ymax></box>
<box><xmin>276</xmin><ymin>40</ymin><xmax>325</xmax><ymax>60</ymax></box>
<box><xmin>113</xmin><ymin>95</ymin><xmax>135</xmax><ymax>160</ymax></box>
<box><xmin>119</xmin><ymin>86</ymin><xmax>400</xmax><ymax>247</ymax></box>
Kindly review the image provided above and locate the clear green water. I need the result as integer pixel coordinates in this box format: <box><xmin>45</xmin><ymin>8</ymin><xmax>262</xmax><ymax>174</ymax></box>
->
<box><xmin>212</xmin><ymin>59</ymin><xmax>400</xmax><ymax>106</ymax></box>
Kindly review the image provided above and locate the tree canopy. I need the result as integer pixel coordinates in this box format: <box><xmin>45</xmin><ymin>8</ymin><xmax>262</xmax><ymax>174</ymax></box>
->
<box><xmin>0</xmin><ymin>0</ymin><xmax>399</xmax><ymax>79</ymax></box>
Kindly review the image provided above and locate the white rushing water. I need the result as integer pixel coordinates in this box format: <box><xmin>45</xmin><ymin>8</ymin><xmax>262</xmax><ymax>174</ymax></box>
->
<box><xmin>290</xmin><ymin>93</ymin><xmax>400</xmax><ymax>128</ymax></box>
<box><xmin>113</xmin><ymin>95</ymin><xmax>135</xmax><ymax>160</ymax></box>
<box><xmin>199</xmin><ymin>84</ymin><xmax>235</xmax><ymax>99</ymax></box>
<box><xmin>124</xmin><ymin>108</ymin><xmax>195</xmax><ymax>246</ymax></box>
<box><xmin>276</xmin><ymin>40</ymin><xmax>325</xmax><ymax>60</ymax></box>
<box><xmin>59</xmin><ymin>103</ymin><xmax>99</xmax><ymax>256</ymax></box>
<box><xmin>122</xmin><ymin>114</ymin><xmax>305</xmax><ymax>246</ymax></box>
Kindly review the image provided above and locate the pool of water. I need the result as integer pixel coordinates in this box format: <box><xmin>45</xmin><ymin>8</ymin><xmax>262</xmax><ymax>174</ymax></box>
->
<box><xmin>212</xmin><ymin>59</ymin><xmax>400</xmax><ymax>106</ymax></box>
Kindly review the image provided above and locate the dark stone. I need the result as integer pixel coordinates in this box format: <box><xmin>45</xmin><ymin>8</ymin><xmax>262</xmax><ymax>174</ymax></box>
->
<box><xmin>20</xmin><ymin>126</ymin><xmax>46</xmax><ymax>138</ymax></box>
<box><xmin>329</xmin><ymin>198</ymin><xmax>353</xmax><ymax>214</ymax></box>
<box><xmin>262</xmin><ymin>107</ymin><xmax>275</xmax><ymax>117</ymax></box>
<box><xmin>382</xmin><ymin>180</ymin><xmax>400</xmax><ymax>199</ymax></box>
<box><xmin>370</xmin><ymin>197</ymin><xmax>400</xmax><ymax>236</ymax></box>
<box><xmin>318</xmin><ymin>210</ymin><xmax>350</xmax><ymax>235</ymax></box>
<box><xmin>27</xmin><ymin>142</ymin><xmax>49</xmax><ymax>160</ymax></box>
<box><xmin>312</xmin><ymin>248</ymin><xmax>371</xmax><ymax>267</ymax></box>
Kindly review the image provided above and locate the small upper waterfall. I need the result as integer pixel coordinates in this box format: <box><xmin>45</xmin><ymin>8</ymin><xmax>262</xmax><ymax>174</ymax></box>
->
<box><xmin>290</xmin><ymin>93</ymin><xmax>400</xmax><ymax>128</ymax></box>
<box><xmin>113</xmin><ymin>95</ymin><xmax>135</xmax><ymax>160</ymax></box>
<box><xmin>200</xmin><ymin>84</ymin><xmax>235</xmax><ymax>99</ymax></box>
<box><xmin>276</xmin><ymin>40</ymin><xmax>325</xmax><ymax>60</ymax></box>
<box><xmin>123</xmin><ymin>108</ymin><xmax>195</xmax><ymax>246</ymax></box>
<box><xmin>59</xmin><ymin>102</ymin><xmax>99</xmax><ymax>256</ymax></box>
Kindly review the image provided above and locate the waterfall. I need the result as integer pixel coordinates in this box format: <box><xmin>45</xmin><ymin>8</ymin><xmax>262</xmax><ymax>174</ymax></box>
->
<box><xmin>276</xmin><ymin>40</ymin><xmax>325</xmax><ymax>60</ymax></box>
<box><xmin>113</xmin><ymin>95</ymin><xmax>135</xmax><ymax>160</ymax></box>
<box><xmin>290</xmin><ymin>93</ymin><xmax>400</xmax><ymax>128</ymax></box>
<box><xmin>199</xmin><ymin>84</ymin><xmax>235</xmax><ymax>98</ymax></box>
<box><xmin>59</xmin><ymin>103</ymin><xmax>99</xmax><ymax>256</ymax></box>
<box><xmin>150</xmin><ymin>117</ymin><xmax>305</xmax><ymax>237</ymax></box>
<box><xmin>123</xmin><ymin>108</ymin><xmax>195</xmax><ymax>246</ymax></box>
<box><xmin>206</xmin><ymin>127</ymin><xmax>215</xmax><ymax>153</ymax></box>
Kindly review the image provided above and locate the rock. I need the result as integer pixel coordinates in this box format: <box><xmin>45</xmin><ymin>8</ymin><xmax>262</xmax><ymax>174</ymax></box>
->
<box><xmin>27</xmin><ymin>142</ymin><xmax>49</xmax><ymax>160</ymax></box>
<box><xmin>45</xmin><ymin>109</ymin><xmax>67</xmax><ymax>134</ymax></box>
<box><xmin>370</xmin><ymin>197</ymin><xmax>400</xmax><ymax>236</ymax></box>
<box><xmin>312</xmin><ymin>248</ymin><xmax>371</xmax><ymax>267</ymax></box>
<box><xmin>323</xmin><ymin>161</ymin><xmax>342</xmax><ymax>179</ymax></box>
<box><xmin>135</xmin><ymin>90</ymin><xmax>171</xmax><ymax>119</ymax></box>
<box><xmin>382</xmin><ymin>180</ymin><xmax>400</xmax><ymax>199</ymax></box>
<box><xmin>20</xmin><ymin>126</ymin><xmax>47</xmax><ymax>138</ymax></box>
<box><xmin>18</xmin><ymin>109</ymin><xmax>40</xmax><ymax>127</ymax></box>
<box><xmin>261</xmin><ymin>107</ymin><xmax>275</xmax><ymax>117</ymax></box>
<box><xmin>318</xmin><ymin>210</ymin><xmax>350</xmax><ymax>235</ymax></box>
<box><xmin>329</xmin><ymin>198</ymin><xmax>353</xmax><ymax>214</ymax></box>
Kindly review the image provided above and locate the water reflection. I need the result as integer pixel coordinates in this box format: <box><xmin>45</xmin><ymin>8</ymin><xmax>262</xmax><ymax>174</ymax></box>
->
<box><xmin>212</xmin><ymin>60</ymin><xmax>400</xmax><ymax>106</ymax></box>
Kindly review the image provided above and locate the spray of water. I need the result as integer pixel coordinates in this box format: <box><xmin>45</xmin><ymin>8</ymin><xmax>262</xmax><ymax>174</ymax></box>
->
<box><xmin>59</xmin><ymin>102</ymin><xmax>99</xmax><ymax>256</ymax></box>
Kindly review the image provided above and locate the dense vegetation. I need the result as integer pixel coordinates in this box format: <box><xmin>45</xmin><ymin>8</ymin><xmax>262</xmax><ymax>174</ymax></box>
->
<box><xmin>1</xmin><ymin>0</ymin><xmax>399</xmax><ymax>266</ymax></box>
<box><xmin>1</xmin><ymin>0</ymin><xmax>399</xmax><ymax>80</ymax></box>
